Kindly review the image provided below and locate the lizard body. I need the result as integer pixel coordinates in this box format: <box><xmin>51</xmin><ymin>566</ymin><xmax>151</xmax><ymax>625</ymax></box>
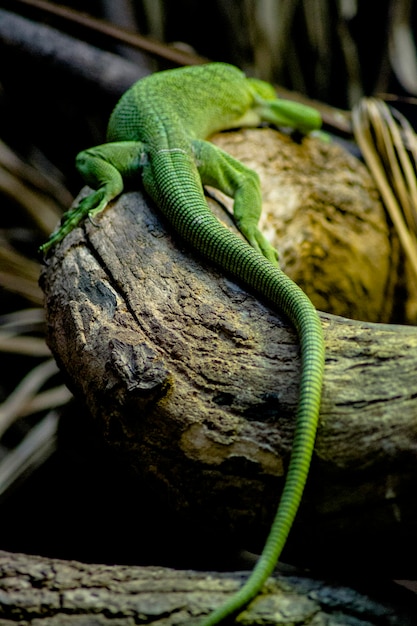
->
<box><xmin>41</xmin><ymin>63</ymin><xmax>325</xmax><ymax>625</ymax></box>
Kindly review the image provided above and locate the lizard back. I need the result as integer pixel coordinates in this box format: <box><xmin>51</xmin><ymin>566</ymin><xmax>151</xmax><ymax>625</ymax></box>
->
<box><xmin>106</xmin><ymin>63</ymin><xmax>259</xmax><ymax>148</ymax></box>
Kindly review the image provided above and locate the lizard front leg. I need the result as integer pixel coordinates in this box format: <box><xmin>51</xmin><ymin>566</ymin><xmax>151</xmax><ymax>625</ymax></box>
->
<box><xmin>193</xmin><ymin>139</ymin><xmax>279</xmax><ymax>267</ymax></box>
<box><xmin>40</xmin><ymin>141</ymin><xmax>146</xmax><ymax>255</ymax></box>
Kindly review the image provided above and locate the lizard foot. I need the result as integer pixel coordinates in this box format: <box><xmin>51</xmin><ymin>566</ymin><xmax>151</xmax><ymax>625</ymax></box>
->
<box><xmin>239</xmin><ymin>223</ymin><xmax>279</xmax><ymax>267</ymax></box>
<box><xmin>39</xmin><ymin>189</ymin><xmax>109</xmax><ymax>256</ymax></box>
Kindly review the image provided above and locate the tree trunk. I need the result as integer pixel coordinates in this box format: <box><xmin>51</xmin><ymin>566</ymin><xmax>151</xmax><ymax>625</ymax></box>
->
<box><xmin>40</xmin><ymin>130</ymin><xmax>417</xmax><ymax>580</ymax></box>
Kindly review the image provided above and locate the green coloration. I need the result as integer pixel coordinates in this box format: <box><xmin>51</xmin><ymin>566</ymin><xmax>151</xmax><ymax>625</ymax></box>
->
<box><xmin>41</xmin><ymin>63</ymin><xmax>325</xmax><ymax>625</ymax></box>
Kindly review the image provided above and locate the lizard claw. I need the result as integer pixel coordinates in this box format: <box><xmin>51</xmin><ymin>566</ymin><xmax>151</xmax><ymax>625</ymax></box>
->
<box><xmin>239</xmin><ymin>223</ymin><xmax>279</xmax><ymax>267</ymax></box>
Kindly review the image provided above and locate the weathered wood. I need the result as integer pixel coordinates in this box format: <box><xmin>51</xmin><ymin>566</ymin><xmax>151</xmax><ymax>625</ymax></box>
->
<box><xmin>210</xmin><ymin>128</ymin><xmax>399</xmax><ymax>323</ymax></box>
<box><xmin>0</xmin><ymin>549</ymin><xmax>415</xmax><ymax>625</ymax></box>
<box><xmin>40</xmin><ymin>129</ymin><xmax>417</xmax><ymax>579</ymax></box>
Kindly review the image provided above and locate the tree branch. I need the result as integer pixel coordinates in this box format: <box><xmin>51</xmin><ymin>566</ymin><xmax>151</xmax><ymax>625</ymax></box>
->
<box><xmin>0</xmin><ymin>8</ymin><xmax>147</xmax><ymax>97</ymax></box>
<box><xmin>0</xmin><ymin>550</ymin><xmax>415</xmax><ymax>625</ymax></box>
<box><xmin>40</xmin><ymin>130</ymin><xmax>417</xmax><ymax>578</ymax></box>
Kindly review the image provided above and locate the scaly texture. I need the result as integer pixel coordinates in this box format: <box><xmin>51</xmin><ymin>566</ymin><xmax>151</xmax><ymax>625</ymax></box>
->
<box><xmin>40</xmin><ymin>63</ymin><xmax>325</xmax><ymax>625</ymax></box>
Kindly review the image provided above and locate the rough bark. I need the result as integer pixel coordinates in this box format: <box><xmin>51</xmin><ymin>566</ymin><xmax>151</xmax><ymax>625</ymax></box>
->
<box><xmin>0</xmin><ymin>550</ymin><xmax>415</xmax><ymax>625</ymax></box>
<box><xmin>39</xmin><ymin>129</ymin><xmax>417</xmax><ymax>581</ymax></box>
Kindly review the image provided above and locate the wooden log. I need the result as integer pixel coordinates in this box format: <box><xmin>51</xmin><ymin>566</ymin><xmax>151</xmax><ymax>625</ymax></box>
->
<box><xmin>0</xmin><ymin>549</ymin><xmax>415</xmax><ymax>625</ymax></box>
<box><xmin>39</xmin><ymin>129</ymin><xmax>417</xmax><ymax>581</ymax></box>
<box><xmin>209</xmin><ymin>128</ymin><xmax>399</xmax><ymax>323</ymax></box>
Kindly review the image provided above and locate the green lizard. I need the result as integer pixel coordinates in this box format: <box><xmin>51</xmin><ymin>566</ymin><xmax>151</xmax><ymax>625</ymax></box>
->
<box><xmin>41</xmin><ymin>63</ymin><xmax>325</xmax><ymax>625</ymax></box>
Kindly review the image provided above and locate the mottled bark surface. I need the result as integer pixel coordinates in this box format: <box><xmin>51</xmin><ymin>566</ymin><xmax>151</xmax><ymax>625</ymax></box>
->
<box><xmin>211</xmin><ymin>129</ymin><xmax>399</xmax><ymax>322</ymax></box>
<box><xmin>40</xmin><ymin>130</ymin><xmax>417</xmax><ymax>580</ymax></box>
<box><xmin>0</xmin><ymin>550</ymin><xmax>416</xmax><ymax>625</ymax></box>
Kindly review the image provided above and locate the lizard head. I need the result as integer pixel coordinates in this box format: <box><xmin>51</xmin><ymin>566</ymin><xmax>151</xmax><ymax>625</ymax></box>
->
<box><xmin>247</xmin><ymin>77</ymin><xmax>322</xmax><ymax>134</ymax></box>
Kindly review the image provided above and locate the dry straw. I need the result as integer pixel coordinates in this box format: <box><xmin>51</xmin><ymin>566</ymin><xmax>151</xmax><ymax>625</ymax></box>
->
<box><xmin>352</xmin><ymin>97</ymin><xmax>417</xmax><ymax>283</ymax></box>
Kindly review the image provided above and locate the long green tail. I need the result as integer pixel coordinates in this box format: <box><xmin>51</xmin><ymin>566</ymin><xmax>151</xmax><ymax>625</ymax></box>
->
<box><xmin>199</xmin><ymin>241</ymin><xmax>324</xmax><ymax>626</ymax></box>
<box><xmin>146</xmin><ymin>159</ymin><xmax>325</xmax><ymax>625</ymax></box>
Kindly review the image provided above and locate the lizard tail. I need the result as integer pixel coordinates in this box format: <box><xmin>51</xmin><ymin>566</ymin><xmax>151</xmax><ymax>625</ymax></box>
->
<box><xmin>146</xmin><ymin>157</ymin><xmax>325</xmax><ymax>625</ymax></box>
<box><xmin>198</xmin><ymin>235</ymin><xmax>324</xmax><ymax>626</ymax></box>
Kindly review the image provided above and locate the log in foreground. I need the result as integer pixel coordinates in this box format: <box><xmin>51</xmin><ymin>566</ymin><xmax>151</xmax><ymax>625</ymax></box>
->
<box><xmin>40</xmin><ymin>173</ymin><xmax>417</xmax><ymax>579</ymax></box>
<box><xmin>0</xmin><ymin>549</ymin><xmax>416</xmax><ymax>625</ymax></box>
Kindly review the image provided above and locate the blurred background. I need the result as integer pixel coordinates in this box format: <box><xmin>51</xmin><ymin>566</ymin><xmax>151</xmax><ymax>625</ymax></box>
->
<box><xmin>0</xmin><ymin>0</ymin><xmax>417</xmax><ymax>574</ymax></box>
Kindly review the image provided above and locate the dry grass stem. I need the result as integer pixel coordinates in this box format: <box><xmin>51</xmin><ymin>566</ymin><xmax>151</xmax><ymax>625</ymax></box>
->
<box><xmin>0</xmin><ymin>358</ymin><xmax>60</xmax><ymax>439</ymax></box>
<box><xmin>0</xmin><ymin>238</ymin><xmax>43</xmax><ymax>304</ymax></box>
<box><xmin>0</xmin><ymin>138</ymin><xmax>71</xmax><ymax>234</ymax></box>
<box><xmin>352</xmin><ymin>97</ymin><xmax>417</xmax><ymax>283</ymax></box>
<box><xmin>0</xmin><ymin>411</ymin><xmax>59</xmax><ymax>499</ymax></box>
<box><xmin>0</xmin><ymin>308</ymin><xmax>48</xmax><ymax>355</ymax></box>
<box><xmin>0</xmin><ymin>336</ymin><xmax>50</xmax><ymax>356</ymax></box>
<box><xmin>0</xmin><ymin>165</ymin><xmax>62</xmax><ymax>237</ymax></box>
<box><xmin>15</xmin><ymin>386</ymin><xmax>72</xmax><ymax>418</ymax></box>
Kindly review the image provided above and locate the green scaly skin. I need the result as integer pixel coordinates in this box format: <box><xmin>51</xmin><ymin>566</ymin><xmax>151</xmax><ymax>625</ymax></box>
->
<box><xmin>41</xmin><ymin>63</ymin><xmax>325</xmax><ymax>625</ymax></box>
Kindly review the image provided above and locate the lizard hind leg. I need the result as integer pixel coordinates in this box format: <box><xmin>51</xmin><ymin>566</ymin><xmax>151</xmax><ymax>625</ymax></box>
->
<box><xmin>193</xmin><ymin>139</ymin><xmax>279</xmax><ymax>266</ymax></box>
